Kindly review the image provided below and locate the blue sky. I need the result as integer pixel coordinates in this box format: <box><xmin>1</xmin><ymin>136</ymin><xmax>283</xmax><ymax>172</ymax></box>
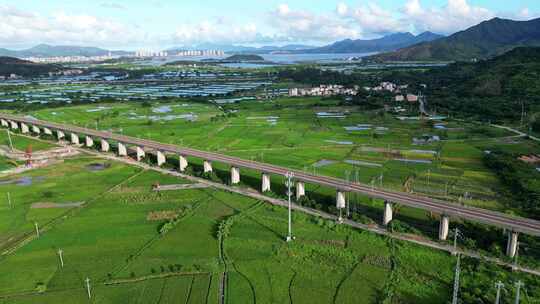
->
<box><xmin>0</xmin><ymin>0</ymin><xmax>538</xmax><ymax>50</ymax></box>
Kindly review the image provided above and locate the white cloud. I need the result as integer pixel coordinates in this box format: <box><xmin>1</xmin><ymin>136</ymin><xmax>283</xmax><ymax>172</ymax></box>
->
<box><xmin>268</xmin><ymin>4</ymin><xmax>360</xmax><ymax>43</ymax></box>
<box><xmin>0</xmin><ymin>5</ymin><xmax>144</xmax><ymax>48</ymax></box>
<box><xmin>172</xmin><ymin>18</ymin><xmax>276</xmax><ymax>45</ymax></box>
<box><xmin>100</xmin><ymin>2</ymin><xmax>127</xmax><ymax>10</ymax></box>
<box><xmin>402</xmin><ymin>0</ymin><xmax>495</xmax><ymax>34</ymax></box>
<box><xmin>336</xmin><ymin>2</ymin><xmax>348</xmax><ymax>16</ymax></box>
<box><xmin>343</xmin><ymin>3</ymin><xmax>406</xmax><ymax>35</ymax></box>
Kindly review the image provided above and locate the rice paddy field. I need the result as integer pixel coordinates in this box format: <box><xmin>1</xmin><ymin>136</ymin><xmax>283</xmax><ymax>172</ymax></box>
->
<box><xmin>23</xmin><ymin>96</ymin><xmax>539</xmax><ymax>215</ymax></box>
<box><xmin>0</xmin><ymin>156</ymin><xmax>538</xmax><ymax>303</ymax></box>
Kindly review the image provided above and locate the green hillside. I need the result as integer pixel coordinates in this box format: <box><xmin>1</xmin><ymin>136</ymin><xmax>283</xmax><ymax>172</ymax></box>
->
<box><xmin>371</xmin><ymin>17</ymin><xmax>540</xmax><ymax>62</ymax></box>
<box><xmin>0</xmin><ymin>57</ymin><xmax>62</xmax><ymax>77</ymax></box>
<box><xmin>385</xmin><ymin>47</ymin><xmax>540</xmax><ymax>121</ymax></box>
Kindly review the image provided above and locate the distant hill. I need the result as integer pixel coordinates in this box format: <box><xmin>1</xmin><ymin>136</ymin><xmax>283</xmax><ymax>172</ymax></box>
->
<box><xmin>0</xmin><ymin>44</ymin><xmax>129</xmax><ymax>58</ymax></box>
<box><xmin>370</xmin><ymin>17</ymin><xmax>540</xmax><ymax>62</ymax></box>
<box><xmin>0</xmin><ymin>56</ymin><xmax>62</xmax><ymax>77</ymax></box>
<box><xmin>302</xmin><ymin>32</ymin><xmax>444</xmax><ymax>54</ymax></box>
<box><xmin>224</xmin><ymin>54</ymin><xmax>265</xmax><ymax>61</ymax></box>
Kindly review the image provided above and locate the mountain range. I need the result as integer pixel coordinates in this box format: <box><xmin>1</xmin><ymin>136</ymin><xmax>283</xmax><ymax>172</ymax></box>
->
<box><xmin>168</xmin><ymin>33</ymin><xmax>444</xmax><ymax>55</ymax></box>
<box><xmin>300</xmin><ymin>32</ymin><xmax>444</xmax><ymax>54</ymax></box>
<box><xmin>370</xmin><ymin>17</ymin><xmax>540</xmax><ymax>62</ymax></box>
<box><xmin>167</xmin><ymin>43</ymin><xmax>316</xmax><ymax>54</ymax></box>
<box><xmin>0</xmin><ymin>44</ymin><xmax>129</xmax><ymax>58</ymax></box>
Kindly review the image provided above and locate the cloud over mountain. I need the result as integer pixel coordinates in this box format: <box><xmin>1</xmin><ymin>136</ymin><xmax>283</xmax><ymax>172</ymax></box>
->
<box><xmin>0</xmin><ymin>1</ymin><xmax>536</xmax><ymax>49</ymax></box>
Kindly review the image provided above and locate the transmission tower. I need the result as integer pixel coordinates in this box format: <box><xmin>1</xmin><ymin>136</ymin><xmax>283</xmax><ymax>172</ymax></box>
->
<box><xmin>285</xmin><ymin>172</ymin><xmax>294</xmax><ymax>242</ymax></box>
<box><xmin>495</xmin><ymin>281</ymin><xmax>504</xmax><ymax>304</ymax></box>
<box><xmin>451</xmin><ymin>254</ymin><xmax>461</xmax><ymax>304</ymax></box>
<box><xmin>514</xmin><ymin>281</ymin><xmax>524</xmax><ymax>304</ymax></box>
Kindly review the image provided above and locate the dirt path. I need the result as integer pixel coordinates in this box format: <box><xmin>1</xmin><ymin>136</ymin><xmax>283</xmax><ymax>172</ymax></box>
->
<box><xmin>491</xmin><ymin>124</ymin><xmax>540</xmax><ymax>142</ymax></box>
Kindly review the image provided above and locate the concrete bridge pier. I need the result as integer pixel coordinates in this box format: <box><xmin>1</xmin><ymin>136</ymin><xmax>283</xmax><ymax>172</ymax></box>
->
<box><xmin>336</xmin><ymin>191</ymin><xmax>346</xmax><ymax>222</ymax></box>
<box><xmin>506</xmin><ymin>231</ymin><xmax>519</xmax><ymax>258</ymax></box>
<box><xmin>0</xmin><ymin>119</ymin><xmax>7</xmax><ymax>127</ymax></box>
<box><xmin>101</xmin><ymin>139</ymin><xmax>110</xmax><ymax>152</ymax></box>
<box><xmin>57</xmin><ymin>130</ymin><xmax>65</xmax><ymax>140</ymax></box>
<box><xmin>118</xmin><ymin>142</ymin><xmax>127</xmax><ymax>157</ymax></box>
<box><xmin>20</xmin><ymin>123</ymin><xmax>29</xmax><ymax>134</ymax></box>
<box><xmin>31</xmin><ymin>125</ymin><xmax>41</xmax><ymax>134</ymax></box>
<box><xmin>156</xmin><ymin>151</ymin><xmax>166</xmax><ymax>166</ymax></box>
<box><xmin>230</xmin><ymin>167</ymin><xmax>240</xmax><ymax>184</ymax></box>
<box><xmin>296</xmin><ymin>182</ymin><xmax>305</xmax><ymax>200</ymax></box>
<box><xmin>383</xmin><ymin>201</ymin><xmax>393</xmax><ymax>226</ymax></box>
<box><xmin>439</xmin><ymin>215</ymin><xmax>450</xmax><ymax>241</ymax></box>
<box><xmin>261</xmin><ymin>173</ymin><xmax>271</xmax><ymax>192</ymax></box>
<box><xmin>203</xmin><ymin>160</ymin><xmax>213</xmax><ymax>173</ymax></box>
<box><xmin>43</xmin><ymin>128</ymin><xmax>53</xmax><ymax>135</ymax></box>
<box><xmin>336</xmin><ymin>191</ymin><xmax>346</xmax><ymax>209</ymax></box>
<box><xmin>136</xmin><ymin>146</ymin><xmax>145</xmax><ymax>161</ymax></box>
<box><xmin>70</xmin><ymin>133</ymin><xmax>80</xmax><ymax>145</ymax></box>
<box><xmin>179</xmin><ymin>155</ymin><xmax>188</xmax><ymax>172</ymax></box>
<box><xmin>85</xmin><ymin>136</ymin><xmax>94</xmax><ymax>148</ymax></box>
<box><xmin>9</xmin><ymin>121</ymin><xmax>18</xmax><ymax>129</ymax></box>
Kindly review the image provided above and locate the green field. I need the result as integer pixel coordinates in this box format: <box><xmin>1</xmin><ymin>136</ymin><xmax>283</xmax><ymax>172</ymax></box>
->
<box><xmin>0</xmin><ymin>155</ymin><xmax>538</xmax><ymax>303</ymax></box>
<box><xmin>0</xmin><ymin>129</ymin><xmax>56</xmax><ymax>152</ymax></box>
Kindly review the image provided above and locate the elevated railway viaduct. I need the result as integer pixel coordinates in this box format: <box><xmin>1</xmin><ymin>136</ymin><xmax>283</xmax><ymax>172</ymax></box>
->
<box><xmin>2</xmin><ymin>113</ymin><xmax>539</xmax><ymax>257</ymax></box>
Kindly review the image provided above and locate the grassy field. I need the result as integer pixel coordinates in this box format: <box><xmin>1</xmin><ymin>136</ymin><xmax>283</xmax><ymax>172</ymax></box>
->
<box><xmin>0</xmin><ymin>156</ymin><xmax>538</xmax><ymax>303</ymax></box>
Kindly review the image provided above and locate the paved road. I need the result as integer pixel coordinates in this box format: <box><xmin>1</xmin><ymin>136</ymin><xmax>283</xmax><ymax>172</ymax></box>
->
<box><xmin>2</xmin><ymin>113</ymin><xmax>540</xmax><ymax>237</ymax></box>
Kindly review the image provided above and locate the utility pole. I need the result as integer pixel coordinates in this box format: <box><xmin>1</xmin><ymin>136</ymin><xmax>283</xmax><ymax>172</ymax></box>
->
<box><xmin>6</xmin><ymin>129</ymin><xmax>13</xmax><ymax>152</ymax></box>
<box><xmin>453</xmin><ymin>228</ymin><xmax>460</xmax><ymax>255</ymax></box>
<box><xmin>520</xmin><ymin>100</ymin><xmax>525</xmax><ymax>128</ymax></box>
<box><xmin>495</xmin><ymin>281</ymin><xmax>504</xmax><ymax>304</ymax></box>
<box><xmin>345</xmin><ymin>171</ymin><xmax>350</xmax><ymax>218</ymax></box>
<box><xmin>514</xmin><ymin>281</ymin><xmax>524</xmax><ymax>304</ymax></box>
<box><xmin>34</xmin><ymin>222</ymin><xmax>40</xmax><ymax>238</ymax></box>
<box><xmin>513</xmin><ymin>241</ymin><xmax>520</xmax><ymax>271</ymax></box>
<box><xmin>452</xmin><ymin>254</ymin><xmax>461</xmax><ymax>304</ymax></box>
<box><xmin>85</xmin><ymin>277</ymin><xmax>91</xmax><ymax>299</ymax></box>
<box><xmin>57</xmin><ymin>249</ymin><xmax>64</xmax><ymax>268</ymax></box>
<box><xmin>285</xmin><ymin>172</ymin><xmax>294</xmax><ymax>242</ymax></box>
<box><xmin>7</xmin><ymin>192</ymin><xmax>11</xmax><ymax>209</ymax></box>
